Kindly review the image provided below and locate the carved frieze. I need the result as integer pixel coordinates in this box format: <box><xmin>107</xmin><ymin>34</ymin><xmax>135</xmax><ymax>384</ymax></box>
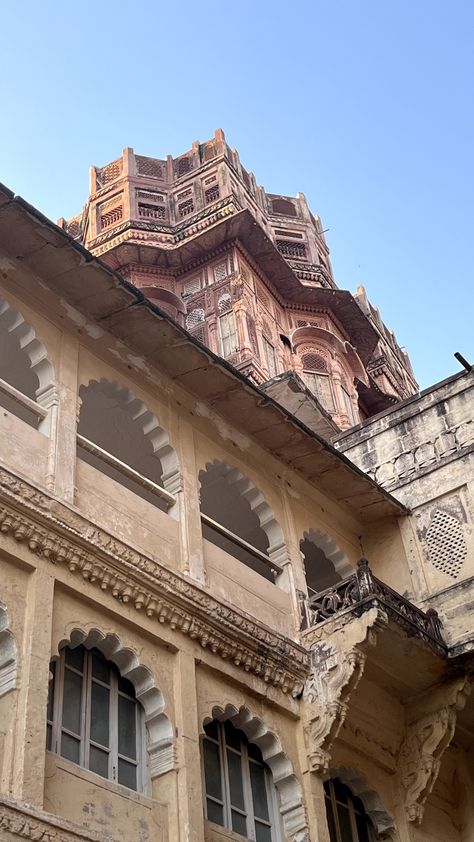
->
<box><xmin>0</xmin><ymin>465</ymin><xmax>309</xmax><ymax>697</ymax></box>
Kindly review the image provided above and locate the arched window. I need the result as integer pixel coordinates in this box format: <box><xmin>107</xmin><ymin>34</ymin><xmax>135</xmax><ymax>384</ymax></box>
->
<box><xmin>199</xmin><ymin>461</ymin><xmax>286</xmax><ymax>582</ymax></box>
<box><xmin>324</xmin><ymin>779</ymin><xmax>376</xmax><ymax>842</ymax></box>
<box><xmin>0</xmin><ymin>295</ymin><xmax>55</xmax><ymax>431</ymax></box>
<box><xmin>46</xmin><ymin>645</ymin><xmax>145</xmax><ymax>792</ymax></box>
<box><xmin>300</xmin><ymin>530</ymin><xmax>353</xmax><ymax>597</ymax></box>
<box><xmin>202</xmin><ymin>719</ymin><xmax>282</xmax><ymax>841</ymax></box>
<box><xmin>77</xmin><ymin>379</ymin><xmax>180</xmax><ymax>512</ymax></box>
<box><xmin>301</xmin><ymin>352</ymin><xmax>335</xmax><ymax>412</ymax></box>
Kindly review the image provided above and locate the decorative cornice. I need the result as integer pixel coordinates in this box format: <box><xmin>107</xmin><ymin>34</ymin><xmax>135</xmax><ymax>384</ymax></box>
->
<box><xmin>0</xmin><ymin>465</ymin><xmax>309</xmax><ymax>696</ymax></box>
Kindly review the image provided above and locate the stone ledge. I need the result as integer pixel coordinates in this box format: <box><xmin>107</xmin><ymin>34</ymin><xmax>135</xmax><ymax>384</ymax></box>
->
<box><xmin>0</xmin><ymin>795</ymin><xmax>120</xmax><ymax>842</ymax></box>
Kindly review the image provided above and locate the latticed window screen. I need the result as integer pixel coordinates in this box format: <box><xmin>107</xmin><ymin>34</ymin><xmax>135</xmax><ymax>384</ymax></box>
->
<box><xmin>218</xmin><ymin>293</ymin><xmax>232</xmax><ymax>313</ymax></box>
<box><xmin>46</xmin><ymin>646</ymin><xmax>143</xmax><ymax>792</ymax></box>
<box><xmin>202</xmin><ymin>719</ymin><xmax>281</xmax><ymax>841</ymax></box>
<box><xmin>214</xmin><ymin>263</ymin><xmax>228</xmax><ymax>283</ymax></box>
<box><xmin>186</xmin><ymin>308</ymin><xmax>205</xmax><ymax>330</ymax></box>
<box><xmin>219</xmin><ymin>312</ymin><xmax>238</xmax><ymax>357</ymax></box>
<box><xmin>324</xmin><ymin>779</ymin><xmax>376</xmax><ymax>842</ymax></box>
<box><xmin>263</xmin><ymin>337</ymin><xmax>278</xmax><ymax>378</ymax></box>
<box><xmin>183</xmin><ymin>277</ymin><xmax>202</xmax><ymax>297</ymax></box>
<box><xmin>301</xmin><ymin>353</ymin><xmax>335</xmax><ymax>412</ymax></box>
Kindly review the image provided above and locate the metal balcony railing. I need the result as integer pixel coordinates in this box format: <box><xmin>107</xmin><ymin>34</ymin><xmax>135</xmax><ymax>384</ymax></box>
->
<box><xmin>300</xmin><ymin>558</ymin><xmax>446</xmax><ymax>652</ymax></box>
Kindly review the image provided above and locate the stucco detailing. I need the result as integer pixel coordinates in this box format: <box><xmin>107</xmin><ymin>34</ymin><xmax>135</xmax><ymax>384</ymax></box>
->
<box><xmin>80</xmin><ymin>378</ymin><xmax>182</xmax><ymax>494</ymax></box>
<box><xmin>0</xmin><ymin>294</ymin><xmax>55</xmax><ymax>405</ymax></box>
<box><xmin>302</xmin><ymin>642</ymin><xmax>366</xmax><ymax>773</ymax></box>
<box><xmin>425</xmin><ymin>509</ymin><xmax>467</xmax><ymax>578</ymax></box>
<box><xmin>0</xmin><ymin>603</ymin><xmax>16</xmax><ymax>696</ymax></box>
<box><xmin>0</xmin><ymin>795</ymin><xmax>121</xmax><ymax>841</ymax></box>
<box><xmin>56</xmin><ymin>627</ymin><xmax>175</xmax><ymax>777</ymax></box>
<box><xmin>203</xmin><ymin>704</ymin><xmax>309</xmax><ymax>841</ymax></box>
<box><xmin>398</xmin><ymin>677</ymin><xmax>471</xmax><ymax>824</ymax></box>
<box><xmin>0</xmin><ymin>465</ymin><xmax>309</xmax><ymax>695</ymax></box>
<box><xmin>330</xmin><ymin>767</ymin><xmax>396</xmax><ymax>837</ymax></box>
<box><xmin>201</xmin><ymin>460</ymin><xmax>288</xmax><ymax>565</ymax></box>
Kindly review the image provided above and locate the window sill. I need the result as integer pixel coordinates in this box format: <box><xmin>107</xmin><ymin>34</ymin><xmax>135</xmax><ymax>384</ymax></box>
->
<box><xmin>205</xmin><ymin>819</ymin><xmax>252</xmax><ymax>842</ymax></box>
<box><xmin>46</xmin><ymin>751</ymin><xmax>160</xmax><ymax>806</ymax></box>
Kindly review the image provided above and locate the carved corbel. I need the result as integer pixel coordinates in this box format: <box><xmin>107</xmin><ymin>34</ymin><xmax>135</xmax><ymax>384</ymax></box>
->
<box><xmin>399</xmin><ymin>676</ymin><xmax>471</xmax><ymax>824</ymax></box>
<box><xmin>302</xmin><ymin>643</ymin><xmax>366</xmax><ymax>773</ymax></box>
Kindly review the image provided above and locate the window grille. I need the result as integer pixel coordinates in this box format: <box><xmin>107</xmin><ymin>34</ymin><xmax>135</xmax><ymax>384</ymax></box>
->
<box><xmin>183</xmin><ymin>277</ymin><xmax>202</xmax><ymax>297</ymax></box>
<box><xmin>138</xmin><ymin>203</ymin><xmax>166</xmax><ymax>220</ymax></box>
<box><xmin>47</xmin><ymin>646</ymin><xmax>144</xmax><ymax>793</ymax></box>
<box><xmin>324</xmin><ymin>779</ymin><xmax>376</xmax><ymax>842</ymax></box>
<box><xmin>136</xmin><ymin>156</ymin><xmax>164</xmax><ymax>179</ymax></box>
<box><xmin>214</xmin><ymin>263</ymin><xmax>228</xmax><ymax>283</ymax></box>
<box><xmin>263</xmin><ymin>337</ymin><xmax>278</xmax><ymax>379</ymax></box>
<box><xmin>219</xmin><ymin>312</ymin><xmax>238</xmax><ymax>358</ymax></box>
<box><xmin>186</xmin><ymin>308</ymin><xmax>205</xmax><ymax>330</ymax></box>
<box><xmin>205</xmin><ymin>185</ymin><xmax>220</xmax><ymax>204</ymax></box>
<box><xmin>276</xmin><ymin>240</ymin><xmax>307</xmax><ymax>259</ymax></box>
<box><xmin>217</xmin><ymin>293</ymin><xmax>232</xmax><ymax>313</ymax></box>
<box><xmin>302</xmin><ymin>353</ymin><xmax>327</xmax><ymax>373</ymax></box>
<box><xmin>96</xmin><ymin>159</ymin><xmax>122</xmax><ymax>187</ymax></box>
<box><xmin>179</xmin><ymin>199</ymin><xmax>194</xmax><ymax>218</ymax></box>
<box><xmin>175</xmin><ymin>156</ymin><xmax>193</xmax><ymax>177</ymax></box>
<box><xmin>202</xmin><ymin>719</ymin><xmax>281</xmax><ymax>841</ymax></box>
<box><xmin>100</xmin><ymin>205</ymin><xmax>123</xmax><ymax>230</ymax></box>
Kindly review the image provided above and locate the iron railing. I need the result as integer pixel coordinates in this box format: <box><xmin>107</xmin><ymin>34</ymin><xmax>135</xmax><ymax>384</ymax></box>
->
<box><xmin>301</xmin><ymin>558</ymin><xmax>445</xmax><ymax>652</ymax></box>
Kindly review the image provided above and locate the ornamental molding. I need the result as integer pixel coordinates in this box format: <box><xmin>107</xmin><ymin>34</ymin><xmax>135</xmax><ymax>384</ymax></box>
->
<box><xmin>0</xmin><ymin>796</ymin><xmax>121</xmax><ymax>842</ymax></box>
<box><xmin>398</xmin><ymin>676</ymin><xmax>472</xmax><ymax>824</ymax></box>
<box><xmin>301</xmin><ymin>608</ymin><xmax>381</xmax><ymax>772</ymax></box>
<box><xmin>0</xmin><ymin>465</ymin><xmax>309</xmax><ymax>696</ymax></box>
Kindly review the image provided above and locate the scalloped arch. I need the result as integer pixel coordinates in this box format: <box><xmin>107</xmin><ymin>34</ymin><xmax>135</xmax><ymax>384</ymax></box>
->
<box><xmin>0</xmin><ymin>294</ymin><xmax>55</xmax><ymax>401</ymax></box>
<box><xmin>0</xmin><ymin>603</ymin><xmax>17</xmax><ymax>696</ymax></box>
<box><xmin>79</xmin><ymin>378</ymin><xmax>181</xmax><ymax>494</ymax></box>
<box><xmin>200</xmin><ymin>459</ymin><xmax>288</xmax><ymax>565</ymax></box>
<box><xmin>330</xmin><ymin>766</ymin><xmax>396</xmax><ymax>836</ymax></box>
<box><xmin>203</xmin><ymin>704</ymin><xmax>308</xmax><ymax>841</ymax></box>
<box><xmin>302</xmin><ymin>529</ymin><xmax>354</xmax><ymax>581</ymax></box>
<box><xmin>56</xmin><ymin>626</ymin><xmax>175</xmax><ymax>778</ymax></box>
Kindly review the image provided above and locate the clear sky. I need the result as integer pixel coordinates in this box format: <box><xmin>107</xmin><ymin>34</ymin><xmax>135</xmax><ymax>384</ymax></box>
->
<box><xmin>1</xmin><ymin>1</ymin><xmax>472</xmax><ymax>389</ymax></box>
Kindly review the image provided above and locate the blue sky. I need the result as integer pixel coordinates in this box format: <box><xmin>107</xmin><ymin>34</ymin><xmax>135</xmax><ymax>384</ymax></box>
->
<box><xmin>1</xmin><ymin>1</ymin><xmax>472</xmax><ymax>388</ymax></box>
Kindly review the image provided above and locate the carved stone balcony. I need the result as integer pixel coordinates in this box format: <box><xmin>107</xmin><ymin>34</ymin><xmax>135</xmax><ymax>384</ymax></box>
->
<box><xmin>300</xmin><ymin>559</ymin><xmax>446</xmax><ymax>654</ymax></box>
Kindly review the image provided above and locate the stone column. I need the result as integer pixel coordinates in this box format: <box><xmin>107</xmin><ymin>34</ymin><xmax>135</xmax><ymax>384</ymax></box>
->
<box><xmin>173</xmin><ymin>415</ymin><xmax>206</xmax><ymax>585</ymax></box>
<box><xmin>46</xmin><ymin>333</ymin><xmax>79</xmax><ymax>504</ymax></box>
<box><xmin>10</xmin><ymin>564</ymin><xmax>54</xmax><ymax>806</ymax></box>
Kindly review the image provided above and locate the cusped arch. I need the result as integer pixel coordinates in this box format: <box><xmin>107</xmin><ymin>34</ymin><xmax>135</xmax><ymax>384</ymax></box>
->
<box><xmin>56</xmin><ymin>626</ymin><xmax>175</xmax><ymax>778</ymax></box>
<box><xmin>79</xmin><ymin>378</ymin><xmax>181</xmax><ymax>494</ymax></box>
<box><xmin>303</xmin><ymin>529</ymin><xmax>353</xmax><ymax>580</ymax></box>
<box><xmin>0</xmin><ymin>296</ymin><xmax>57</xmax><ymax>435</ymax></box>
<box><xmin>330</xmin><ymin>766</ymin><xmax>397</xmax><ymax>837</ymax></box>
<box><xmin>0</xmin><ymin>603</ymin><xmax>17</xmax><ymax>696</ymax></box>
<box><xmin>203</xmin><ymin>704</ymin><xmax>308</xmax><ymax>840</ymax></box>
<box><xmin>200</xmin><ymin>459</ymin><xmax>287</xmax><ymax>565</ymax></box>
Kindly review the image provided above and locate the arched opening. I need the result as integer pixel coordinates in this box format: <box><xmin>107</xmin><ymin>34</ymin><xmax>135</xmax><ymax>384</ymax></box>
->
<box><xmin>77</xmin><ymin>379</ymin><xmax>180</xmax><ymax>514</ymax></box>
<box><xmin>326</xmin><ymin>768</ymin><xmax>396</xmax><ymax>839</ymax></box>
<box><xmin>202</xmin><ymin>704</ymin><xmax>308</xmax><ymax>841</ymax></box>
<box><xmin>0</xmin><ymin>295</ymin><xmax>55</xmax><ymax>431</ymax></box>
<box><xmin>199</xmin><ymin>460</ymin><xmax>287</xmax><ymax>582</ymax></box>
<box><xmin>48</xmin><ymin>628</ymin><xmax>174</xmax><ymax>793</ymax></box>
<box><xmin>300</xmin><ymin>530</ymin><xmax>353</xmax><ymax>597</ymax></box>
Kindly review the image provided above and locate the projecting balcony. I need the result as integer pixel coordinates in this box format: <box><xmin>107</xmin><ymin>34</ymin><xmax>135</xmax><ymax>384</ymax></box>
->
<box><xmin>300</xmin><ymin>558</ymin><xmax>446</xmax><ymax>654</ymax></box>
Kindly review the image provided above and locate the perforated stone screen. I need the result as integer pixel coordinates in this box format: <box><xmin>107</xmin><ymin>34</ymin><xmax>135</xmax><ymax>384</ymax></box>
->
<box><xmin>425</xmin><ymin>510</ymin><xmax>468</xmax><ymax>578</ymax></box>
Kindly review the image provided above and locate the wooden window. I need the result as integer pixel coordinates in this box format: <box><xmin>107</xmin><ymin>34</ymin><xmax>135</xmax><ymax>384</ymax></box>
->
<box><xmin>186</xmin><ymin>308</ymin><xmax>205</xmax><ymax>330</ymax></box>
<box><xmin>301</xmin><ymin>353</ymin><xmax>335</xmax><ymax>412</ymax></box>
<box><xmin>202</xmin><ymin>720</ymin><xmax>281</xmax><ymax>841</ymax></box>
<box><xmin>214</xmin><ymin>262</ymin><xmax>229</xmax><ymax>283</ymax></box>
<box><xmin>324</xmin><ymin>779</ymin><xmax>376</xmax><ymax>842</ymax></box>
<box><xmin>263</xmin><ymin>337</ymin><xmax>278</xmax><ymax>379</ymax></box>
<box><xmin>219</xmin><ymin>312</ymin><xmax>238</xmax><ymax>358</ymax></box>
<box><xmin>47</xmin><ymin>646</ymin><xmax>144</xmax><ymax>793</ymax></box>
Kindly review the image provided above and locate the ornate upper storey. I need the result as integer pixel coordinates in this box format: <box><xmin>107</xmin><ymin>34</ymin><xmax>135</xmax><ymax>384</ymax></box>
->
<box><xmin>59</xmin><ymin>129</ymin><xmax>418</xmax><ymax>431</ymax></box>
